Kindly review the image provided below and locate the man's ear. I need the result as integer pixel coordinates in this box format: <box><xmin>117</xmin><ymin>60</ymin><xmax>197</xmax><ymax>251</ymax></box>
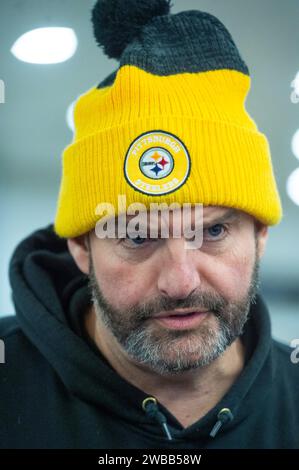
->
<box><xmin>255</xmin><ymin>222</ymin><xmax>268</xmax><ymax>259</ymax></box>
<box><xmin>67</xmin><ymin>233</ymin><xmax>90</xmax><ymax>275</ymax></box>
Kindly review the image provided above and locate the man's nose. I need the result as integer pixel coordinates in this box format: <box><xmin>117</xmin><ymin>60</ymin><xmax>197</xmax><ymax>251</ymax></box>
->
<box><xmin>157</xmin><ymin>239</ymin><xmax>201</xmax><ymax>299</ymax></box>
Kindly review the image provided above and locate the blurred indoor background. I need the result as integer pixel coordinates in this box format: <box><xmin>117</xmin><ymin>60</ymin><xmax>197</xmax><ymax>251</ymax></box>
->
<box><xmin>0</xmin><ymin>0</ymin><xmax>298</xmax><ymax>345</ymax></box>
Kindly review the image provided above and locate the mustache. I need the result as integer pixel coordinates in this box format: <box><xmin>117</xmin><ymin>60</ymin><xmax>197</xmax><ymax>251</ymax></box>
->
<box><xmin>131</xmin><ymin>291</ymin><xmax>228</xmax><ymax>321</ymax></box>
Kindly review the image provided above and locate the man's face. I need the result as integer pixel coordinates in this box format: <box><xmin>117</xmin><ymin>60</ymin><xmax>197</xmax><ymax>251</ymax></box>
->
<box><xmin>84</xmin><ymin>206</ymin><xmax>263</xmax><ymax>376</ymax></box>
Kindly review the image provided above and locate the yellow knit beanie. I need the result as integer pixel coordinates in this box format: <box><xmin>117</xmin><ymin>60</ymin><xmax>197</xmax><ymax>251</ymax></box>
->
<box><xmin>54</xmin><ymin>0</ymin><xmax>282</xmax><ymax>238</ymax></box>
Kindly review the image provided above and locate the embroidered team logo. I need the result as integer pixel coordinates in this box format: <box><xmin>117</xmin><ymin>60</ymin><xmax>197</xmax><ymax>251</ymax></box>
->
<box><xmin>124</xmin><ymin>131</ymin><xmax>191</xmax><ymax>195</ymax></box>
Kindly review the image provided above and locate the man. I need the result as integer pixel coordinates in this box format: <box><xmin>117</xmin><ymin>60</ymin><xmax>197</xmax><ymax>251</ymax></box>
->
<box><xmin>1</xmin><ymin>0</ymin><xmax>298</xmax><ymax>449</ymax></box>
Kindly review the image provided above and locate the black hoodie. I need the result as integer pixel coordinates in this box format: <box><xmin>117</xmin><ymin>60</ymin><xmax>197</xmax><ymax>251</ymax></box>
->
<box><xmin>0</xmin><ymin>224</ymin><xmax>298</xmax><ymax>449</ymax></box>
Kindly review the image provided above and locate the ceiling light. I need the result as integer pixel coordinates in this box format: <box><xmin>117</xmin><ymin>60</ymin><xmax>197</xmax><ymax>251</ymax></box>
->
<box><xmin>291</xmin><ymin>72</ymin><xmax>299</xmax><ymax>96</ymax></box>
<box><xmin>66</xmin><ymin>101</ymin><xmax>76</xmax><ymax>132</ymax></box>
<box><xmin>11</xmin><ymin>27</ymin><xmax>78</xmax><ymax>64</ymax></box>
<box><xmin>286</xmin><ymin>168</ymin><xmax>299</xmax><ymax>206</ymax></box>
<box><xmin>291</xmin><ymin>129</ymin><xmax>299</xmax><ymax>160</ymax></box>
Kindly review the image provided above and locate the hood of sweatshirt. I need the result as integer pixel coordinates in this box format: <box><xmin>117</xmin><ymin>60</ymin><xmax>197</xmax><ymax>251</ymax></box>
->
<box><xmin>8</xmin><ymin>223</ymin><xmax>276</xmax><ymax>442</ymax></box>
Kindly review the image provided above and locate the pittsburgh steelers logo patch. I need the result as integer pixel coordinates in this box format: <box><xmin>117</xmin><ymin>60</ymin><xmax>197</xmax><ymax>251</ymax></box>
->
<box><xmin>124</xmin><ymin>130</ymin><xmax>191</xmax><ymax>195</ymax></box>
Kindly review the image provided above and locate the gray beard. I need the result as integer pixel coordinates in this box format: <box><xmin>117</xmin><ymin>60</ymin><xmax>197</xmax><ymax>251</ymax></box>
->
<box><xmin>87</xmin><ymin>250</ymin><xmax>260</xmax><ymax>376</ymax></box>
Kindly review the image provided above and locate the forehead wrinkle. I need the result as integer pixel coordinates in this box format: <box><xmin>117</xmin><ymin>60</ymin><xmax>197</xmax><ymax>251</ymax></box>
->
<box><xmin>203</xmin><ymin>208</ymin><xmax>241</xmax><ymax>226</ymax></box>
<box><xmin>114</xmin><ymin>207</ymin><xmax>241</xmax><ymax>237</ymax></box>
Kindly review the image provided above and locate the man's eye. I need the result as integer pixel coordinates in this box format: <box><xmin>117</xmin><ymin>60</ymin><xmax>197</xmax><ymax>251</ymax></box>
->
<box><xmin>204</xmin><ymin>224</ymin><xmax>227</xmax><ymax>241</ymax></box>
<box><xmin>128</xmin><ymin>235</ymin><xmax>147</xmax><ymax>245</ymax></box>
<box><xmin>123</xmin><ymin>234</ymin><xmax>155</xmax><ymax>248</ymax></box>
<box><xmin>119</xmin><ymin>231</ymin><xmax>162</xmax><ymax>250</ymax></box>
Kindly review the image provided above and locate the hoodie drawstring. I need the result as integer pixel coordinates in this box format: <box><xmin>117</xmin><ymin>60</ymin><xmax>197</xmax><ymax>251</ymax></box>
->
<box><xmin>142</xmin><ymin>397</ymin><xmax>173</xmax><ymax>441</ymax></box>
<box><xmin>209</xmin><ymin>408</ymin><xmax>234</xmax><ymax>438</ymax></box>
<box><xmin>142</xmin><ymin>398</ymin><xmax>233</xmax><ymax>440</ymax></box>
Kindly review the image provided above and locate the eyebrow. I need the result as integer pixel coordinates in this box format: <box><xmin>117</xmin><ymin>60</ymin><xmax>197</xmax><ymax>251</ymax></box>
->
<box><xmin>203</xmin><ymin>208</ymin><xmax>241</xmax><ymax>227</ymax></box>
<box><xmin>114</xmin><ymin>208</ymin><xmax>241</xmax><ymax>237</ymax></box>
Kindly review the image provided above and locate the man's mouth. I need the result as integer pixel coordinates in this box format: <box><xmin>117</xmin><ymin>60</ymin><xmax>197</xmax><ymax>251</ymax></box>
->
<box><xmin>152</xmin><ymin>310</ymin><xmax>210</xmax><ymax>330</ymax></box>
<box><xmin>153</xmin><ymin>308</ymin><xmax>209</xmax><ymax>318</ymax></box>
